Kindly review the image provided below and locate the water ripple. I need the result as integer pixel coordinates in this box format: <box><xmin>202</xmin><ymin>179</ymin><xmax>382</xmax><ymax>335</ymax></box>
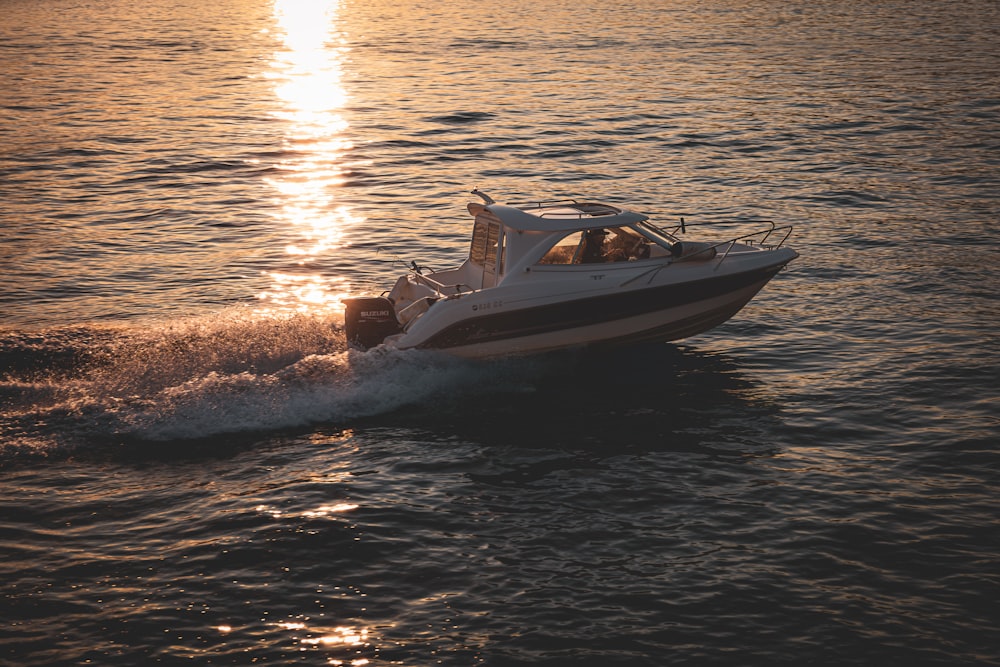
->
<box><xmin>1</xmin><ymin>0</ymin><xmax>999</xmax><ymax>665</ymax></box>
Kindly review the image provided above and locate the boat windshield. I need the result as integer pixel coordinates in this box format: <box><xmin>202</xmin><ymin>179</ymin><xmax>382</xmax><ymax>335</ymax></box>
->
<box><xmin>537</xmin><ymin>226</ymin><xmax>655</xmax><ymax>265</ymax></box>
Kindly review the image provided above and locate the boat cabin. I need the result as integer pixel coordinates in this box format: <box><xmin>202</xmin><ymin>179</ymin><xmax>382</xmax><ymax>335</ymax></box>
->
<box><xmin>383</xmin><ymin>197</ymin><xmax>684</xmax><ymax>317</ymax></box>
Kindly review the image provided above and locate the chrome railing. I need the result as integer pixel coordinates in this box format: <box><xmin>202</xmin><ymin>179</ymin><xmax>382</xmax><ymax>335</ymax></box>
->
<box><xmin>663</xmin><ymin>219</ymin><xmax>793</xmax><ymax>251</ymax></box>
<box><xmin>621</xmin><ymin>221</ymin><xmax>795</xmax><ymax>285</ymax></box>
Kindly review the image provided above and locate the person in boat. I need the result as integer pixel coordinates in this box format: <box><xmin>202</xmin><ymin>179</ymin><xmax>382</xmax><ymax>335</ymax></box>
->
<box><xmin>581</xmin><ymin>227</ymin><xmax>651</xmax><ymax>263</ymax></box>
<box><xmin>581</xmin><ymin>228</ymin><xmax>610</xmax><ymax>263</ymax></box>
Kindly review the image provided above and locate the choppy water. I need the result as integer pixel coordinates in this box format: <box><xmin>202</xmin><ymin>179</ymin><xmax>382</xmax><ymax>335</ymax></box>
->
<box><xmin>2</xmin><ymin>0</ymin><xmax>999</xmax><ymax>664</ymax></box>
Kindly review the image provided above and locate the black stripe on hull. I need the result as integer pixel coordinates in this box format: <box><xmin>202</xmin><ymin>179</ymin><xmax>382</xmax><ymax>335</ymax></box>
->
<box><xmin>600</xmin><ymin>296</ymin><xmax>755</xmax><ymax>347</ymax></box>
<box><xmin>418</xmin><ymin>264</ymin><xmax>786</xmax><ymax>350</ymax></box>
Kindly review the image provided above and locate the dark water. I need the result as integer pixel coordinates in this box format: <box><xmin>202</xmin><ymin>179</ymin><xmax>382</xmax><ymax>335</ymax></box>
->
<box><xmin>1</xmin><ymin>0</ymin><xmax>999</xmax><ymax>664</ymax></box>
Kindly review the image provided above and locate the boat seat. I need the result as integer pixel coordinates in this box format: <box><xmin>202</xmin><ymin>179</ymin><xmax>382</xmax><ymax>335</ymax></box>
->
<box><xmin>388</xmin><ymin>275</ymin><xmax>437</xmax><ymax>305</ymax></box>
<box><xmin>398</xmin><ymin>296</ymin><xmax>437</xmax><ymax>328</ymax></box>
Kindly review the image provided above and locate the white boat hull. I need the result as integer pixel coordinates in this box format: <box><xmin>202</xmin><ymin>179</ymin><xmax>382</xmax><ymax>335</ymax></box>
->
<box><xmin>388</xmin><ymin>261</ymin><xmax>789</xmax><ymax>359</ymax></box>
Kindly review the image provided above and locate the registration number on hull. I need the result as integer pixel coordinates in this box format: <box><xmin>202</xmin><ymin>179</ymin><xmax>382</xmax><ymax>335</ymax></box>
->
<box><xmin>471</xmin><ymin>300</ymin><xmax>503</xmax><ymax>312</ymax></box>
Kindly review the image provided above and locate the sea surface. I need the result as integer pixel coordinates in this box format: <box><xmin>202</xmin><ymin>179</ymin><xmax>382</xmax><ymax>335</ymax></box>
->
<box><xmin>1</xmin><ymin>0</ymin><xmax>999</xmax><ymax>665</ymax></box>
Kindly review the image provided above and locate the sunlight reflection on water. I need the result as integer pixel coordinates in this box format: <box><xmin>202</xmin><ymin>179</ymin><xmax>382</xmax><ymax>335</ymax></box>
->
<box><xmin>261</xmin><ymin>0</ymin><xmax>359</xmax><ymax>312</ymax></box>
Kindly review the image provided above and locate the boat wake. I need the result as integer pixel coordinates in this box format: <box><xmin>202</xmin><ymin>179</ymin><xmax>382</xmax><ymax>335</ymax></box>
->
<box><xmin>0</xmin><ymin>309</ymin><xmax>498</xmax><ymax>464</ymax></box>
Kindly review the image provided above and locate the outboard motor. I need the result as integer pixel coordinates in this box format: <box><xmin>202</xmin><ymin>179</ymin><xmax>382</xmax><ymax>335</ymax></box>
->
<box><xmin>343</xmin><ymin>297</ymin><xmax>402</xmax><ymax>350</ymax></box>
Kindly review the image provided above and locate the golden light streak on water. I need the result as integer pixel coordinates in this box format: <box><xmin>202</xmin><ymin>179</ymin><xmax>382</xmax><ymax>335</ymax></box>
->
<box><xmin>261</xmin><ymin>0</ymin><xmax>360</xmax><ymax>312</ymax></box>
<box><xmin>256</xmin><ymin>271</ymin><xmax>351</xmax><ymax>310</ymax></box>
<box><xmin>303</xmin><ymin>503</ymin><xmax>360</xmax><ymax>517</ymax></box>
<box><xmin>254</xmin><ymin>502</ymin><xmax>359</xmax><ymax>520</ymax></box>
<box><xmin>300</xmin><ymin>625</ymin><xmax>369</xmax><ymax>647</ymax></box>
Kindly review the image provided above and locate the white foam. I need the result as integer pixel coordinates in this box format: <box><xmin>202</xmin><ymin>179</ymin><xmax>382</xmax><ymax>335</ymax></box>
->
<box><xmin>1</xmin><ymin>309</ymin><xmax>508</xmax><ymax>455</ymax></box>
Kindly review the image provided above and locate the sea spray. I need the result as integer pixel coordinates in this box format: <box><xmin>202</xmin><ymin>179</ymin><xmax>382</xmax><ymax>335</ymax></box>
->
<box><xmin>0</xmin><ymin>308</ymin><xmax>515</xmax><ymax>460</ymax></box>
<box><xmin>1</xmin><ymin>310</ymin><xmax>346</xmax><ymax>459</ymax></box>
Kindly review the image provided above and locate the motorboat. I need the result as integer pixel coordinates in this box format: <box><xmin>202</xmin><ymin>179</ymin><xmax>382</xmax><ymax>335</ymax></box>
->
<box><xmin>343</xmin><ymin>189</ymin><xmax>798</xmax><ymax>358</ymax></box>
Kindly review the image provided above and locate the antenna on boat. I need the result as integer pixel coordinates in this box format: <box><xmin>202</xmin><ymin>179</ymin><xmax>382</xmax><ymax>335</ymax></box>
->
<box><xmin>471</xmin><ymin>188</ymin><xmax>495</xmax><ymax>205</ymax></box>
<box><xmin>680</xmin><ymin>217</ymin><xmax>686</xmax><ymax>234</ymax></box>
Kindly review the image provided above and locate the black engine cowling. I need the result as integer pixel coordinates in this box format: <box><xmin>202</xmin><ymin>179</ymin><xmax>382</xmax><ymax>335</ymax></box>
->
<box><xmin>343</xmin><ymin>297</ymin><xmax>402</xmax><ymax>350</ymax></box>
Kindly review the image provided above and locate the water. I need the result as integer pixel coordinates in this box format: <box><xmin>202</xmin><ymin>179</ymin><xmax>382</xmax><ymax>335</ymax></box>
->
<box><xmin>1</xmin><ymin>0</ymin><xmax>998</xmax><ymax>664</ymax></box>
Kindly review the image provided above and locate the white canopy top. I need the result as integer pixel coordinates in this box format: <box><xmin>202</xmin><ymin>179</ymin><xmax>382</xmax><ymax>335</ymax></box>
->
<box><xmin>469</xmin><ymin>199</ymin><xmax>649</xmax><ymax>233</ymax></box>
